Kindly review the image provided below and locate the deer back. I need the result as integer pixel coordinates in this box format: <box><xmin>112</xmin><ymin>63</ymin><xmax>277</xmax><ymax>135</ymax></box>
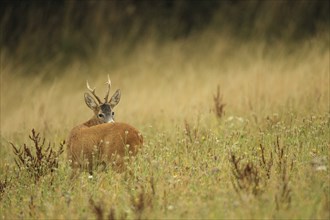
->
<box><xmin>67</xmin><ymin>122</ymin><xmax>143</xmax><ymax>170</ymax></box>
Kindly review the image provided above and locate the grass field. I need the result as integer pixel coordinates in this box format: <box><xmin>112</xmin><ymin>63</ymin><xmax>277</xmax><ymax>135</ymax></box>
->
<box><xmin>0</xmin><ymin>32</ymin><xmax>329</xmax><ymax>219</ymax></box>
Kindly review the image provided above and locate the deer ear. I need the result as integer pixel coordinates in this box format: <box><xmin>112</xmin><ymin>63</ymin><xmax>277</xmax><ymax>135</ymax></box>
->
<box><xmin>109</xmin><ymin>89</ymin><xmax>121</xmax><ymax>108</ymax></box>
<box><xmin>84</xmin><ymin>93</ymin><xmax>98</xmax><ymax>110</ymax></box>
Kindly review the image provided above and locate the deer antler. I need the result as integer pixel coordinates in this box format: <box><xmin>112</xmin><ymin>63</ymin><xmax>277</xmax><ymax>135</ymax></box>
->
<box><xmin>86</xmin><ymin>80</ymin><xmax>102</xmax><ymax>104</ymax></box>
<box><xmin>104</xmin><ymin>74</ymin><xmax>112</xmax><ymax>103</ymax></box>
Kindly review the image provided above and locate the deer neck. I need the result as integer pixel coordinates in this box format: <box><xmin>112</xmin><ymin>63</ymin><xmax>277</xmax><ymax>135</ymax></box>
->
<box><xmin>83</xmin><ymin>116</ymin><xmax>102</xmax><ymax>127</ymax></box>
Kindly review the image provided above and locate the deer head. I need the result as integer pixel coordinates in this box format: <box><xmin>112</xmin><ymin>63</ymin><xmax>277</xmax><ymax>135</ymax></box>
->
<box><xmin>84</xmin><ymin>75</ymin><xmax>121</xmax><ymax>123</ymax></box>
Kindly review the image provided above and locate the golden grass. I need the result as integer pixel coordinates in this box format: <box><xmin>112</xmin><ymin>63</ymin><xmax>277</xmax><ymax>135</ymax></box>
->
<box><xmin>0</xmin><ymin>33</ymin><xmax>329</xmax><ymax>219</ymax></box>
<box><xmin>1</xmin><ymin>34</ymin><xmax>328</xmax><ymax>136</ymax></box>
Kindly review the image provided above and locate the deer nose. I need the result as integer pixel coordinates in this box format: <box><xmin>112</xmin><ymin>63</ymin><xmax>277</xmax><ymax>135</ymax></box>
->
<box><xmin>107</xmin><ymin>118</ymin><xmax>115</xmax><ymax>123</ymax></box>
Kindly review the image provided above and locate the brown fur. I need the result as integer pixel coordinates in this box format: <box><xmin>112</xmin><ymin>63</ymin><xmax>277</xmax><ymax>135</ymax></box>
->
<box><xmin>67</xmin><ymin>119</ymin><xmax>143</xmax><ymax>173</ymax></box>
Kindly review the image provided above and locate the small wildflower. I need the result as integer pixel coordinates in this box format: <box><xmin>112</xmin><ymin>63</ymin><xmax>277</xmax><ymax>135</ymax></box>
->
<box><xmin>227</xmin><ymin>116</ymin><xmax>234</xmax><ymax>121</ymax></box>
<box><xmin>167</xmin><ymin>205</ymin><xmax>174</xmax><ymax>210</ymax></box>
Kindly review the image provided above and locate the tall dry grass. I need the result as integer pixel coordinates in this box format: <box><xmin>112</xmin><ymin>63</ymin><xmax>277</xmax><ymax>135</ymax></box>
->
<box><xmin>1</xmin><ymin>2</ymin><xmax>329</xmax><ymax>218</ymax></box>
<box><xmin>0</xmin><ymin>31</ymin><xmax>329</xmax><ymax>219</ymax></box>
<box><xmin>1</xmin><ymin>33</ymin><xmax>328</xmax><ymax>136</ymax></box>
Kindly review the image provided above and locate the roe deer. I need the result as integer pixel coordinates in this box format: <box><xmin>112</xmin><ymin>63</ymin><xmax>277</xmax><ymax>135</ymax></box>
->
<box><xmin>67</xmin><ymin>76</ymin><xmax>143</xmax><ymax>174</ymax></box>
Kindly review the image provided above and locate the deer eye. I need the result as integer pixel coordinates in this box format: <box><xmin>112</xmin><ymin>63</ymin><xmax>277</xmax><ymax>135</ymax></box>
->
<box><xmin>98</xmin><ymin>113</ymin><xmax>105</xmax><ymax>118</ymax></box>
<box><xmin>112</xmin><ymin>112</ymin><xmax>115</xmax><ymax>116</ymax></box>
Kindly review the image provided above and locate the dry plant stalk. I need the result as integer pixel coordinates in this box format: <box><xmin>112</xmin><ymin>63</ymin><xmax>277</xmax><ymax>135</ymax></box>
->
<box><xmin>0</xmin><ymin>176</ymin><xmax>10</xmax><ymax>200</ymax></box>
<box><xmin>130</xmin><ymin>185</ymin><xmax>145</xmax><ymax>219</ymax></box>
<box><xmin>89</xmin><ymin>178</ymin><xmax>155</xmax><ymax>220</ymax></box>
<box><xmin>29</xmin><ymin>196</ymin><xmax>36</xmax><ymax>217</ymax></box>
<box><xmin>126</xmin><ymin>176</ymin><xmax>156</xmax><ymax>220</ymax></box>
<box><xmin>10</xmin><ymin>129</ymin><xmax>65</xmax><ymax>182</ymax></box>
<box><xmin>108</xmin><ymin>206</ymin><xmax>116</xmax><ymax>220</ymax></box>
<box><xmin>230</xmin><ymin>153</ymin><xmax>262</xmax><ymax>196</ymax></box>
<box><xmin>89</xmin><ymin>197</ymin><xmax>126</xmax><ymax>220</ymax></box>
<box><xmin>184</xmin><ymin>119</ymin><xmax>199</xmax><ymax>144</ymax></box>
<box><xmin>89</xmin><ymin>198</ymin><xmax>104</xmax><ymax>220</ymax></box>
<box><xmin>259</xmin><ymin>143</ymin><xmax>273</xmax><ymax>179</ymax></box>
<box><xmin>230</xmin><ymin>137</ymin><xmax>294</xmax><ymax>208</ymax></box>
<box><xmin>230</xmin><ymin>143</ymin><xmax>274</xmax><ymax>197</ymax></box>
<box><xmin>213</xmin><ymin>85</ymin><xmax>226</xmax><ymax>119</ymax></box>
<box><xmin>274</xmin><ymin>136</ymin><xmax>293</xmax><ymax>210</ymax></box>
<box><xmin>129</xmin><ymin>184</ymin><xmax>154</xmax><ymax>220</ymax></box>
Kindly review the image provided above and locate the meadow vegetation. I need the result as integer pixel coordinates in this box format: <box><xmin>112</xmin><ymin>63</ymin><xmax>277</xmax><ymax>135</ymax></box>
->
<box><xmin>0</xmin><ymin>1</ymin><xmax>329</xmax><ymax>219</ymax></box>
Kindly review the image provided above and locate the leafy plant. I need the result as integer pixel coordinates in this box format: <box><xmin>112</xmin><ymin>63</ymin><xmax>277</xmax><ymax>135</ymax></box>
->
<box><xmin>10</xmin><ymin>129</ymin><xmax>65</xmax><ymax>182</ymax></box>
<box><xmin>230</xmin><ymin>153</ymin><xmax>263</xmax><ymax>196</ymax></box>
<box><xmin>230</xmin><ymin>142</ymin><xmax>274</xmax><ymax>197</ymax></box>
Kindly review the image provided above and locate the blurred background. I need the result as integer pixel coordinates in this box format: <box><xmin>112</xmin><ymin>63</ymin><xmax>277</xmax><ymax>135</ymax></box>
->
<box><xmin>0</xmin><ymin>0</ymin><xmax>329</xmax><ymax>136</ymax></box>
<box><xmin>1</xmin><ymin>0</ymin><xmax>328</xmax><ymax>72</ymax></box>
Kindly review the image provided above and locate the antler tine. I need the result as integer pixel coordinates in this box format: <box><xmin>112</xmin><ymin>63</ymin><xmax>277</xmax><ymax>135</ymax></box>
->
<box><xmin>86</xmin><ymin>80</ymin><xmax>102</xmax><ymax>104</ymax></box>
<box><xmin>104</xmin><ymin>74</ymin><xmax>112</xmax><ymax>103</ymax></box>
